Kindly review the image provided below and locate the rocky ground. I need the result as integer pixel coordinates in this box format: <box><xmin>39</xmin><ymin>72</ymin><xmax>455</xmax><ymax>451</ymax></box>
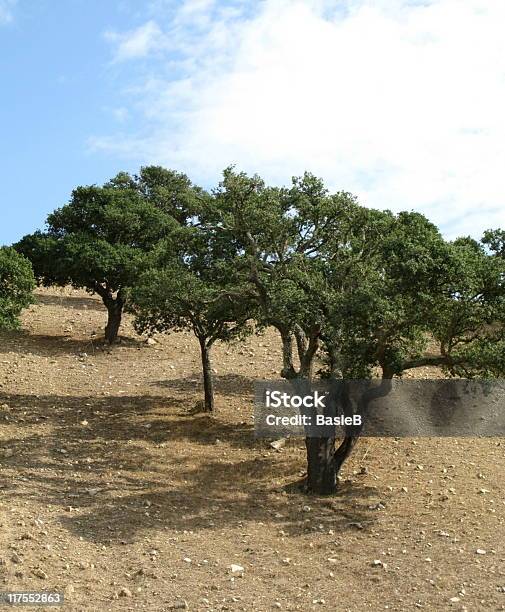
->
<box><xmin>0</xmin><ymin>287</ymin><xmax>504</xmax><ymax>611</ymax></box>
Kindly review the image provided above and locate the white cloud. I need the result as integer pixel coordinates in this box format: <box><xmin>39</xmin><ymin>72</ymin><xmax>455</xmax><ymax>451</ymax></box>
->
<box><xmin>0</xmin><ymin>0</ymin><xmax>16</xmax><ymax>24</ymax></box>
<box><xmin>105</xmin><ymin>20</ymin><xmax>165</xmax><ymax>62</ymax></box>
<box><xmin>95</xmin><ymin>0</ymin><xmax>505</xmax><ymax>238</ymax></box>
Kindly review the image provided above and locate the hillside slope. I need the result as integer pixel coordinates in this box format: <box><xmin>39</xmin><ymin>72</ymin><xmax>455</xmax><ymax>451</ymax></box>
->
<box><xmin>0</xmin><ymin>287</ymin><xmax>504</xmax><ymax>611</ymax></box>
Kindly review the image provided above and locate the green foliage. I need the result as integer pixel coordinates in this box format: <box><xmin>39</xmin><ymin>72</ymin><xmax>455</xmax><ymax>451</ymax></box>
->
<box><xmin>320</xmin><ymin>216</ymin><xmax>505</xmax><ymax>379</ymax></box>
<box><xmin>0</xmin><ymin>246</ymin><xmax>35</xmax><ymax>330</ymax></box>
<box><xmin>430</xmin><ymin>237</ymin><xmax>505</xmax><ymax>377</ymax></box>
<box><xmin>14</xmin><ymin>168</ymin><xmax>204</xmax><ymax>342</ymax></box>
<box><xmin>131</xmin><ymin>224</ymin><xmax>253</xmax><ymax>344</ymax></box>
<box><xmin>208</xmin><ymin>169</ymin><xmax>359</xmax><ymax>353</ymax></box>
<box><xmin>16</xmin><ymin>175</ymin><xmax>181</xmax><ymax>294</ymax></box>
<box><xmin>482</xmin><ymin>228</ymin><xmax>505</xmax><ymax>257</ymax></box>
<box><xmin>130</xmin><ymin>221</ymin><xmax>254</xmax><ymax>410</ymax></box>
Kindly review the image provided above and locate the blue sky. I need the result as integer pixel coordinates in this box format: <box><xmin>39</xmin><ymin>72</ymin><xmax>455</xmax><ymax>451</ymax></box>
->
<box><xmin>1</xmin><ymin>0</ymin><xmax>504</xmax><ymax>245</ymax></box>
<box><xmin>0</xmin><ymin>0</ymin><xmax>156</xmax><ymax>244</ymax></box>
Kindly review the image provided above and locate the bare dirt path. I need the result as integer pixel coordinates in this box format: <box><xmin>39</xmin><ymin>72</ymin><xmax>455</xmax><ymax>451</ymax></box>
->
<box><xmin>0</xmin><ymin>288</ymin><xmax>504</xmax><ymax>611</ymax></box>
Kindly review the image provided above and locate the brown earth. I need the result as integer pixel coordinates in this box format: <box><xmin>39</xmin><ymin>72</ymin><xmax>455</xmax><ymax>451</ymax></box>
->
<box><xmin>0</xmin><ymin>287</ymin><xmax>504</xmax><ymax>611</ymax></box>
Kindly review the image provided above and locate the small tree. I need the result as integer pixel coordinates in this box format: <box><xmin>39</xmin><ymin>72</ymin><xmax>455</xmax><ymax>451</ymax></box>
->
<box><xmin>0</xmin><ymin>246</ymin><xmax>35</xmax><ymax>330</ymax></box>
<box><xmin>130</xmin><ymin>227</ymin><xmax>254</xmax><ymax>412</ymax></box>
<box><xmin>15</xmin><ymin>171</ymin><xmax>189</xmax><ymax>343</ymax></box>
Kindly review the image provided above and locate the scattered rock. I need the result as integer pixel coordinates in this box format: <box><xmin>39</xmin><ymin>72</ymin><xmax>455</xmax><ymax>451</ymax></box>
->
<box><xmin>368</xmin><ymin>502</ymin><xmax>385</xmax><ymax>511</ymax></box>
<box><xmin>86</xmin><ymin>488</ymin><xmax>101</xmax><ymax>496</ymax></box>
<box><xmin>270</xmin><ymin>438</ymin><xmax>286</xmax><ymax>450</ymax></box>
<box><xmin>10</xmin><ymin>552</ymin><xmax>22</xmax><ymax>564</ymax></box>
<box><xmin>32</xmin><ymin>569</ymin><xmax>47</xmax><ymax>579</ymax></box>
<box><xmin>117</xmin><ymin>587</ymin><xmax>132</xmax><ymax>598</ymax></box>
<box><xmin>170</xmin><ymin>600</ymin><xmax>188</xmax><ymax>610</ymax></box>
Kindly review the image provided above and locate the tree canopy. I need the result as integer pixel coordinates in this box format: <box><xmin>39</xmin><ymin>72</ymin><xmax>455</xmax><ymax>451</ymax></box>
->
<box><xmin>15</xmin><ymin>167</ymin><xmax>203</xmax><ymax>343</ymax></box>
<box><xmin>0</xmin><ymin>246</ymin><xmax>35</xmax><ymax>330</ymax></box>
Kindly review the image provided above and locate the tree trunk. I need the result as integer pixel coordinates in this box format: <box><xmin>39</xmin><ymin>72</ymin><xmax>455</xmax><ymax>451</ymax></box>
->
<box><xmin>279</xmin><ymin>326</ymin><xmax>297</xmax><ymax>379</ymax></box>
<box><xmin>305</xmin><ymin>436</ymin><xmax>337</xmax><ymax>494</ymax></box>
<box><xmin>299</xmin><ymin>326</ymin><xmax>320</xmax><ymax>379</ymax></box>
<box><xmin>293</xmin><ymin>324</ymin><xmax>308</xmax><ymax>363</ymax></box>
<box><xmin>104</xmin><ymin>299</ymin><xmax>123</xmax><ymax>344</ymax></box>
<box><xmin>199</xmin><ymin>337</ymin><xmax>214</xmax><ymax>412</ymax></box>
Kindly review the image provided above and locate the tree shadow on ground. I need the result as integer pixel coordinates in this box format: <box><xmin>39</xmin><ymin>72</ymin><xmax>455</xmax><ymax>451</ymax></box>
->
<box><xmin>1</xmin><ymin>390</ymin><xmax>382</xmax><ymax>546</ymax></box>
<box><xmin>34</xmin><ymin>293</ymin><xmax>105</xmax><ymax>312</ymax></box>
<box><xmin>0</xmin><ymin>329</ymin><xmax>146</xmax><ymax>357</ymax></box>
<box><xmin>153</xmin><ymin>373</ymin><xmax>258</xmax><ymax>397</ymax></box>
<box><xmin>55</xmin><ymin>461</ymin><xmax>380</xmax><ymax>544</ymax></box>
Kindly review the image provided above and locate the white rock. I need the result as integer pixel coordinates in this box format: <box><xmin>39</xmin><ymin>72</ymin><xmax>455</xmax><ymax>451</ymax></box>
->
<box><xmin>229</xmin><ymin>564</ymin><xmax>244</xmax><ymax>573</ymax></box>
<box><xmin>270</xmin><ymin>439</ymin><xmax>286</xmax><ymax>450</ymax></box>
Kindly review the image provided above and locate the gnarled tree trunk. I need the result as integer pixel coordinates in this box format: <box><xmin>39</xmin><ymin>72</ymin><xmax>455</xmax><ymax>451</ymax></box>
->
<box><xmin>305</xmin><ymin>436</ymin><xmax>337</xmax><ymax>494</ymax></box>
<box><xmin>93</xmin><ymin>283</ymin><xmax>125</xmax><ymax>344</ymax></box>
<box><xmin>104</xmin><ymin>299</ymin><xmax>124</xmax><ymax>344</ymax></box>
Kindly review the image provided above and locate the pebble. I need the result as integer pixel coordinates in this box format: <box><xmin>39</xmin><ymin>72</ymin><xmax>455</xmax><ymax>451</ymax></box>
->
<box><xmin>270</xmin><ymin>439</ymin><xmax>286</xmax><ymax>450</ymax></box>
<box><xmin>10</xmin><ymin>552</ymin><xmax>22</xmax><ymax>564</ymax></box>
<box><xmin>32</xmin><ymin>569</ymin><xmax>47</xmax><ymax>579</ymax></box>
